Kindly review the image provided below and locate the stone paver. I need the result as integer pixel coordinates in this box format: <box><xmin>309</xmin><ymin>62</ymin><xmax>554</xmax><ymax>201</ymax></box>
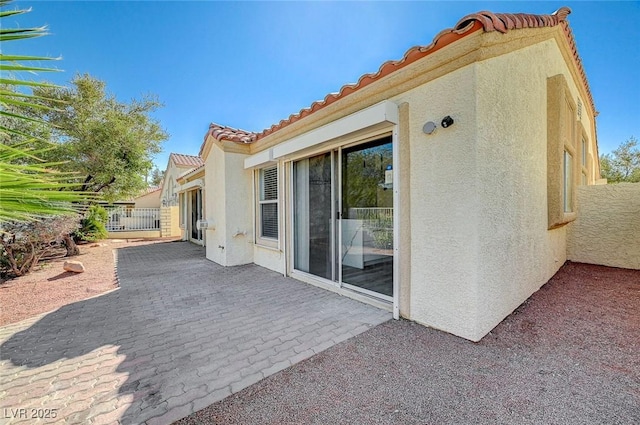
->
<box><xmin>0</xmin><ymin>241</ymin><xmax>390</xmax><ymax>424</ymax></box>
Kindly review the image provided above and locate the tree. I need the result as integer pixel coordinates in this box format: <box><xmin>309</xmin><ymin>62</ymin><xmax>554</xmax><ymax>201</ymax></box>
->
<box><xmin>149</xmin><ymin>167</ymin><xmax>165</xmax><ymax>187</ymax></box>
<box><xmin>25</xmin><ymin>74</ymin><xmax>169</xmax><ymax>202</ymax></box>
<box><xmin>600</xmin><ymin>137</ymin><xmax>640</xmax><ymax>183</ymax></box>
<box><xmin>0</xmin><ymin>0</ymin><xmax>90</xmax><ymax>223</ymax></box>
<box><xmin>1</xmin><ymin>215</ymin><xmax>79</xmax><ymax>277</ymax></box>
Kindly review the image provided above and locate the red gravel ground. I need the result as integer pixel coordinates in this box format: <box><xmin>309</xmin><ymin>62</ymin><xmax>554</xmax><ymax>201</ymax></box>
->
<box><xmin>175</xmin><ymin>262</ymin><xmax>640</xmax><ymax>425</ymax></box>
<box><xmin>0</xmin><ymin>239</ymin><xmax>174</xmax><ymax>326</ymax></box>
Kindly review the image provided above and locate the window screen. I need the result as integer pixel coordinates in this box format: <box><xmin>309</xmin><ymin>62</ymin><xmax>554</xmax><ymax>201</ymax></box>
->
<box><xmin>259</xmin><ymin>167</ymin><xmax>278</xmax><ymax>240</ymax></box>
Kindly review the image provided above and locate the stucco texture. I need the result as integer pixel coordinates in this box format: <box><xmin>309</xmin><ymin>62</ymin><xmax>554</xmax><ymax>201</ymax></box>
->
<box><xmin>204</xmin><ymin>144</ymin><xmax>254</xmax><ymax>266</ymax></box>
<box><xmin>471</xmin><ymin>38</ymin><xmax>589</xmax><ymax>340</ymax></box>
<box><xmin>568</xmin><ymin>184</ymin><xmax>640</xmax><ymax>270</ymax></box>
<box><xmin>391</xmin><ymin>64</ymin><xmax>481</xmax><ymax>340</ymax></box>
<box><xmin>392</xmin><ymin>33</ymin><xmax>596</xmax><ymax>341</ymax></box>
<box><xmin>134</xmin><ymin>190</ymin><xmax>161</xmax><ymax>208</ymax></box>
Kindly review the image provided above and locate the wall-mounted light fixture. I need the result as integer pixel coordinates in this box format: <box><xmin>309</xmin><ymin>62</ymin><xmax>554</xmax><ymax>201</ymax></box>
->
<box><xmin>423</xmin><ymin>116</ymin><xmax>455</xmax><ymax>135</ymax></box>
<box><xmin>441</xmin><ymin>116</ymin><xmax>454</xmax><ymax>128</ymax></box>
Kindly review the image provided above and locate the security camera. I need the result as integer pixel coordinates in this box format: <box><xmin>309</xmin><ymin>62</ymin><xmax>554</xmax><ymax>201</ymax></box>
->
<box><xmin>441</xmin><ymin>116</ymin><xmax>454</xmax><ymax>128</ymax></box>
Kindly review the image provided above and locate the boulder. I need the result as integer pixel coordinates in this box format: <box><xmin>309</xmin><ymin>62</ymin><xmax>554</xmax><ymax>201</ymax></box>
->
<box><xmin>63</xmin><ymin>260</ymin><xmax>85</xmax><ymax>273</ymax></box>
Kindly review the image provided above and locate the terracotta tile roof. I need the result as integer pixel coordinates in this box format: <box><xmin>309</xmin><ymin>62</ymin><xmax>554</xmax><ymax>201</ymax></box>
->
<box><xmin>177</xmin><ymin>163</ymin><xmax>205</xmax><ymax>180</ymax></box>
<box><xmin>203</xmin><ymin>6</ymin><xmax>592</xmax><ymax>146</ymax></box>
<box><xmin>170</xmin><ymin>153</ymin><xmax>204</xmax><ymax>167</ymax></box>
<box><xmin>200</xmin><ymin>124</ymin><xmax>256</xmax><ymax>155</ymax></box>
<box><xmin>143</xmin><ymin>186</ymin><xmax>161</xmax><ymax>194</ymax></box>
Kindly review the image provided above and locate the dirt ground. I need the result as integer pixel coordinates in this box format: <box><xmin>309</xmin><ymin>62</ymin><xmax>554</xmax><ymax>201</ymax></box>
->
<box><xmin>0</xmin><ymin>238</ymin><xmax>174</xmax><ymax>327</ymax></box>
<box><xmin>176</xmin><ymin>262</ymin><xmax>640</xmax><ymax>425</ymax></box>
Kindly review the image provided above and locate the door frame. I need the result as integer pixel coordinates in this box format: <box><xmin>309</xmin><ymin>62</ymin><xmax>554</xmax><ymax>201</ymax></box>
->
<box><xmin>285</xmin><ymin>127</ymin><xmax>399</xmax><ymax>318</ymax></box>
<box><xmin>188</xmin><ymin>188</ymin><xmax>204</xmax><ymax>245</ymax></box>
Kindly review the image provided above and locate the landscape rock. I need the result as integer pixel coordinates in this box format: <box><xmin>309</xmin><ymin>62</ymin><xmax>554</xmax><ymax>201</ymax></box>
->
<box><xmin>63</xmin><ymin>261</ymin><xmax>85</xmax><ymax>273</ymax></box>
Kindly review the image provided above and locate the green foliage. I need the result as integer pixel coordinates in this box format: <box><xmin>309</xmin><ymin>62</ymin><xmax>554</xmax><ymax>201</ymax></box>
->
<box><xmin>0</xmin><ymin>0</ymin><xmax>92</xmax><ymax>223</ymax></box>
<box><xmin>600</xmin><ymin>137</ymin><xmax>640</xmax><ymax>183</ymax></box>
<box><xmin>149</xmin><ymin>167</ymin><xmax>165</xmax><ymax>187</ymax></box>
<box><xmin>0</xmin><ymin>143</ymin><xmax>91</xmax><ymax>222</ymax></box>
<box><xmin>0</xmin><ymin>215</ymin><xmax>79</xmax><ymax>277</ymax></box>
<box><xmin>27</xmin><ymin>74</ymin><xmax>168</xmax><ymax>202</ymax></box>
<box><xmin>341</xmin><ymin>141</ymin><xmax>393</xmax><ymax>212</ymax></box>
<box><xmin>75</xmin><ymin>204</ymin><xmax>108</xmax><ymax>242</ymax></box>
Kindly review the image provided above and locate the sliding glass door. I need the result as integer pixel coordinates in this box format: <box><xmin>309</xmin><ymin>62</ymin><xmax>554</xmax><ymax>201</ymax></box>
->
<box><xmin>292</xmin><ymin>136</ymin><xmax>394</xmax><ymax>299</ymax></box>
<box><xmin>340</xmin><ymin>137</ymin><xmax>393</xmax><ymax>297</ymax></box>
<box><xmin>293</xmin><ymin>152</ymin><xmax>333</xmax><ymax>280</ymax></box>
<box><xmin>189</xmin><ymin>189</ymin><xmax>203</xmax><ymax>243</ymax></box>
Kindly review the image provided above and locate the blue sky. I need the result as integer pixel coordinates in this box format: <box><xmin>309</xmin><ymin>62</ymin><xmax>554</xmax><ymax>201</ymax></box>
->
<box><xmin>8</xmin><ymin>1</ymin><xmax>640</xmax><ymax>171</ymax></box>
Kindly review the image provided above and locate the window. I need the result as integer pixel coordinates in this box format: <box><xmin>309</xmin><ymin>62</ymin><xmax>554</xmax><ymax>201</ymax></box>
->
<box><xmin>547</xmin><ymin>74</ymin><xmax>578</xmax><ymax>228</ymax></box>
<box><xmin>258</xmin><ymin>166</ymin><xmax>278</xmax><ymax>240</ymax></box>
<box><xmin>580</xmin><ymin>137</ymin><xmax>588</xmax><ymax>186</ymax></box>
<box><xmin>563</xmin><ymin>150</ymin><xmax>573</xmax><ymax>212</ymax></box>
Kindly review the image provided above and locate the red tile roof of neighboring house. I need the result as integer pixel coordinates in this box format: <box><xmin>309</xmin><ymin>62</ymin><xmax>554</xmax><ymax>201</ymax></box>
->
<box><xmin>170</xmin><ymin>153</ymin><xmax>204</xmax><ymax>167</ymax></box>
<box><xmin>177</xmin><ymin>163</ymin><xmax>205</xmax><ymax>181</ymax></box>
<box><xmin>203</xmin><ymin>6</ymin><xmax>592</xmax><ymax>147</ymax></box>
<box><xmin>143</xmin><ymin>186</ymin><xmax>161</xmax><ymax>195</ymax></box>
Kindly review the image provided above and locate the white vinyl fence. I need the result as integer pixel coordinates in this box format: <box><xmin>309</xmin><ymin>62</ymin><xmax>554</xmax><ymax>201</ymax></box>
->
<box><xmin>105</xmin><ymin>207</ymin><xmax>160</xmax><ymax>232</ymax></box>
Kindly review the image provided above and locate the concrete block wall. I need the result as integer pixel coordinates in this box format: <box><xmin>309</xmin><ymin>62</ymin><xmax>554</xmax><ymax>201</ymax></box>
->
<box><xmin>160</xmin><ymin>206</ymin><xmax>181</xmax><ymax>237</ymax></box>
<box><xmin>568</xmin><ymin>184</ymin><xmax>640</xmax><ymax>270</ymax></box>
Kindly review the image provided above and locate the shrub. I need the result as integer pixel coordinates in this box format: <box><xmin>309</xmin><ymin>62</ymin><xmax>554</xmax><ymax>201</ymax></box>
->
<box><xmin>0</xmin><ymin>216</ymin><xmax>80</xmax><ymax>277</ymax></box>
<box><xmin>75</xmin><ymin>205</ymin><xmax>108</xmax><ymax>242</ymax></box>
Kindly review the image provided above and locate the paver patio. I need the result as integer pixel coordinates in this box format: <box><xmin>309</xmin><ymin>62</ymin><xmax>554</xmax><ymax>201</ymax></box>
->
<box><xmin>0</xmin><ymin>241</ymin><xmax>391</xmax><ymax>424</ymax></box>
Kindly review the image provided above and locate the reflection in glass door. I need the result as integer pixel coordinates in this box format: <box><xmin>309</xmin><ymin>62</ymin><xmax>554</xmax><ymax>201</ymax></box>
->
<box><xmin>291</xmin><ymin>136</ymin><xmax>393</xmax><ymax>299</ymax></box>
<box><xmin>190</xmin><ymin>189</ymin><xmax>202</xmax><ymax>242</ymax></box>
<box><xmin>293</xmin><ymin>153</ymin><xmax>333</xmax><ymax>280</ymax></box>
<box><xmin>340</xmin><ymin>137</ymin><xmax>393</xmax><ymax>297</ymax></box>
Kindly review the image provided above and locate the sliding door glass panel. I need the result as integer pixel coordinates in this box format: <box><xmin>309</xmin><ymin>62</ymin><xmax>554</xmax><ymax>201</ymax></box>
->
<box><xmin>190</xmin><ymin>189</ymin><xmax>203</xmax><ymax>241</ymax></box>
<box><xmin>341</xmin><ymin>137</ymin><xmax>393</xmax><ymax>297</ymax></box>
<box><xmin>293</xmin><ymin>153</ymin><xmax>333</xmax><ymax>280</ymax></box>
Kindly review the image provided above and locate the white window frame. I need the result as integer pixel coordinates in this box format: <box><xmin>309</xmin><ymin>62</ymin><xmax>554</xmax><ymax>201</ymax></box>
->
<box><xmin>256</xmin><ymin>166</ymin><xmax>279</xmax><ymax>247</ymax></box>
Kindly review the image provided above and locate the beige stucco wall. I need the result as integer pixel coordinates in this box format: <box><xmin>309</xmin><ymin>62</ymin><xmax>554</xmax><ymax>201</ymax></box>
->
<box><xmin>568</xmin><ymin>184</ymin><xmax>640</xmax><ymax>269</ymax></box>
<box><xmin>108</xmin><ymin>230</ymin><xmax>161</xmax><ymax>239</ymax></box>
<box><xmin>199</xmin><ymin>27</ymin><xmax>597</xmax><ymax>341</ymax></box>
<box><xmin>389</xmin><ymin>34</ymin><xmax>596</xmax><ymax>341</ymax></box>
<box><xmin>389</xmin><ymin>64</ymin><xmax>481</xmax><ymax>340</ymax></box>
<box><xmin>254</xmin><ymin>245</ymin><xmax>284</xmax><ymax>274</ymax></box>
<box><xmin>204</xmin><ymin>144</ymin><xmax>254</xmax><ymax>266</ymax></box>
<box><xmin>134</xmin><ymin>190</ymin><xmax>161</xmax><ymax>208</ymax></box>
<box><xmin>161</xmin><ymin>159</ymin><xmax>192</xmax><ymax>207</ymax></box>
<box><xmin>205</xmin><ymin>145</ymin><xmax>226</xmax><ymax>263</ymax></box>
<box><xmin>471</xmin><ymin>38</ymin><xmax>591</xmax><ymax>339</ymax></box>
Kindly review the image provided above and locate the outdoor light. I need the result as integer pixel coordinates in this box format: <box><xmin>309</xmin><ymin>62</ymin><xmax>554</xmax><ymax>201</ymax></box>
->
<box><xmin>441</xmin><ymin>116</ymin><xmax>454</xmax><ymax>128</ymax></box>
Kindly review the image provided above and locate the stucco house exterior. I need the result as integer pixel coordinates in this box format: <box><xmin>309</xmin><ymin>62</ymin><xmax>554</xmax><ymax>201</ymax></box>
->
<box><xmin>133</xmin><ymin>186</ymin><xmax>161</xmax><ymax>209</ymax></box>
<box><xmin>197</xmin><ymin>7</ymin><xmax>600</xmax><ymax>341</ymax></box>
<box><xmin>160</xmin><ymin>153</ymin><xmax>205</xmax><ymax>242</ymax></box>
<box><xmin>177</xmin><ymin>163</ymin><xmax>206</xmax><ymax>245</ymax></box>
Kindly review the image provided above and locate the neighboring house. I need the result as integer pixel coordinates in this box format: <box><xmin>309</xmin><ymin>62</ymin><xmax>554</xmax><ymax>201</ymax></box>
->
<box><xmin>177</xmin><ymin>164</ymin><xmax>206</xmax><ymax>246</ymax></box>
<box><xmin>160</xmin><ymin>153</ymin><xmax>204</xmax><ymax>207</ymax></box>
<box><xmin>197</xmin><ymin>7</ymin><xmax>600</xmax><ymax>341</ymax></box>
<box><xmin>160</xmin><ymin>153</ymin><xmax>205</xmax><ymax>241</ymax></box>
<box><xmin>133</xmin><ymin>186</ymin><xmax>161</xmax><ymax>208</ymax></box>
